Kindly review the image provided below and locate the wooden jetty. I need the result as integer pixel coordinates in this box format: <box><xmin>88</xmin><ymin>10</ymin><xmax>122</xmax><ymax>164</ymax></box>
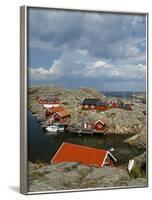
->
<box><xmin>68</xmin><ymin>127</ymin><xmax>105</xmax><ymax>135</ymax></box>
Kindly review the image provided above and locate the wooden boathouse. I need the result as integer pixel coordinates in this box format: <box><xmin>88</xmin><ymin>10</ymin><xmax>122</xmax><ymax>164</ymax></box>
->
<box><xmin>81</xmin><ymin>117</ymin><xmax>108</xmax><ymax>132</ymax></box>
<box><xmin>51</xmin><ymin>142</ymin><xmax>117</xmax><ymax>167</ymax></box>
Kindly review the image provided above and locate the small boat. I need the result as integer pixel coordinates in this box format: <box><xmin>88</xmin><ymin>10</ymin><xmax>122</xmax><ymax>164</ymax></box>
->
<box><xmin>57</xmin><ymin>124</ymin><xmax>64</xmax><ymax>133</ymax></box>
<box><xmin>46</xmin><ymin>125</ymin><xmax>58</xmax><ymax>133</ymax></box>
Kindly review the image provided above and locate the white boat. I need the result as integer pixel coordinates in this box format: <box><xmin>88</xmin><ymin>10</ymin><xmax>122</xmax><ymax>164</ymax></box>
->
<box><xmin>57</xmin><ymin>125</ymin><xmax>64</xmax><ymax>132</ymax></box>
<box><xmin>46</xmin><ymin>125</ymin><xmax>58</xmax><ymax>133</ymax></box>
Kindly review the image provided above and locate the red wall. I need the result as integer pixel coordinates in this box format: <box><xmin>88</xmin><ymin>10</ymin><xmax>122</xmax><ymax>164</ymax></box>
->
<box><xmin>81</xmin><ymin>105</ymin><xmax>110</xmax><ymax>111</ymax></box>
<box><xmin>95</xmin><ymin>121</ymin><xmax>105</xmax><ymax>131</ymax></box>
<box><xmin>104</xmin><ymin>156</ymin><xmax>114</xmax><ymax>166</ymax></box>
<box><xmin>52</xmin><ymin>113</ymin><xmax>70</xmax><ymax>123</ymax></box>
<box><xmin>39</xmin><ymin>99</ymin><xmax>59</xmax><ymax>104</ymax></box>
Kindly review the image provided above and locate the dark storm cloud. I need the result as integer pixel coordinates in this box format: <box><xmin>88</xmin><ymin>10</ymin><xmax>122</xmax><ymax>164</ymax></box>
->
<box><xmin>28</xmin><ymin>8</ymin><xmax>147</xmax><ymax>91</ymax></box>
<box><xmin>28</xmin><ymin>9</ymin><xmax>146</xmax><ymax>61</ymax></box>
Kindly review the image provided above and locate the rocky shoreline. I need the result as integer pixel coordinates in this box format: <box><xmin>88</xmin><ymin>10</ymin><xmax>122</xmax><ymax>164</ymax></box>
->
<box><xmin>28</xmin><ymin>85</ymin><xmax>147</xmax><ymax>191</ymax></box>
<box><xmin>28</xmin><ymin>85</ymin><xmax>147</xmax><ymax>149</ymax></box>
<box><xmin>28</xmin><ymin>160</ymin><xmax>147</xmax><ymax>192</ymax></box>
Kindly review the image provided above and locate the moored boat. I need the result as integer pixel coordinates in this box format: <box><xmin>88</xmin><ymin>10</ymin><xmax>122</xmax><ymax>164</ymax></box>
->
<box><xmin>46</xmin><ymin>125</ymin><xmax>58</xmax><ymax>133</ymax></box>
<box><xmin>57</xmin><ymin>124</ymin><xmax>65</xmax><ymax>132</ymax></box>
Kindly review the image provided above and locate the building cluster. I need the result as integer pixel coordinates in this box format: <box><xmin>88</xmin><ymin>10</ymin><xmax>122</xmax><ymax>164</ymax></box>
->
<box><xmin>37</xmin><ymin>96</ymin><xmax>132</xmax><ymax>133</ymax></box>
<box><xmin>80</xmin><ymin>98</ymin><xmax>132</xmax><ymax>111</ymax></box>
<box><xmin>37</xmin><ymin>97</ymin><xmax>120</xmax><ymax>166</ymax></box>
<box><xmin>38</xmin><ymin>96</ymin><xmax>70</xmax><ymax>124</ymax></box>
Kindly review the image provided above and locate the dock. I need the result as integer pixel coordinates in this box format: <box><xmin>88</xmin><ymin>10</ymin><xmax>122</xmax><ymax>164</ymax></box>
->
<box><xmin>68</xmin><ymin>127</ymin><xmax>105</xmax><ymax>135</ymax></box>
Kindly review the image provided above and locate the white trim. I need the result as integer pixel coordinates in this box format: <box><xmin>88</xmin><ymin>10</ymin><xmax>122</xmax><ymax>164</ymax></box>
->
<box><xmin>51</xmin><ymin>142</ymin><xmax>65</xmax><ymax>163</ymax></box>
<box><xmin>38</xmin><ymin>96</ymin><xmax>45</xmax><ymax>101</ymax></box>
<box><xmin>52</xmin><ymin>112</ymin><xmax>62</xmax><ymax>118</ymax></box>
<box><xmin>95</xmin><ymin>119</ymin><xmax>106</xmax><ymax>125</ymax></box>
<box><xmin>101</xmin><ymin>151</ymin><xmax>117</xmax><ymax>167</ymax></box>
<box><xmin>107</xmin><ymin>151</ymin><xmax>117</xmax><ymax>162</ymax></box>
<box><xmin>101</xmin><ymin>151</ymin><xmax>108</xmax><ymax>167</ymax></box>
<box><xmin>43</xmin><ymin>104</ymin><xmax>59</xmax><ymax>109</ymax></box>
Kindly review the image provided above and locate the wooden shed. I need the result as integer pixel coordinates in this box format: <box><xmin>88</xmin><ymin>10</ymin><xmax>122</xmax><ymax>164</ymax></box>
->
<box><xmin>80</xmin><ymin>98</ymin><xmax>102</xmax><ymax>110</ymax></box>
<box><xmin>94</xmin><ymin>117</ymin><xmax>108</xmax><ymax>131</ymax></box>
<box><xmin>81</xmin><ymin>117</ymin><xmax>108</xmax><ymax>132</ymax></box>
<box><xmin>45</xmin><ymin>106</ymin><xmax>65</xmax><ymax>118</ymax></box>
<box><xmin>52</xmin><ymin>110</ymin><xmax>70</xmax><ymax>124</ymax></box>
<box><xmin>80</xmin><ymin>98</ymin><xmax>109</xmax><ymax>111</ymax></box>
<box><xmin>51</xmin><ymin>142</ymin><xmax>117</xmax><ymax>167</ymax></box>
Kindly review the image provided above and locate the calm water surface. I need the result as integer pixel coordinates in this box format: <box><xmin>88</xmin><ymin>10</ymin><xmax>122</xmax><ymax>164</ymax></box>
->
<box><xmin>28</xmin><ymin>112</ymin><xmax>144</xmax><ymax>165</ymax></box>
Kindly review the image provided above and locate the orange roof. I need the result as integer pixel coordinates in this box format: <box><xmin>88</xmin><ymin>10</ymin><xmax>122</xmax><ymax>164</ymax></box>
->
<box><xmin>51</xmin><ymin>142</ymin><xmax>116</xmax><ymax>167</ymax></box>
<box><xmin>54</xmin><ymin>110</ymin><xmax>70</xmax><ymax>117</ymax></box>
<box><xmin>48</xmin><ymin>106</ymin><xmax>65</xmax><ymax>113</ymax></box>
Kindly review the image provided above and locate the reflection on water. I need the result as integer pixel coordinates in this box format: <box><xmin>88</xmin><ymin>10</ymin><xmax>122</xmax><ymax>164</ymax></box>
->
<box><xmin>28</xmin><ymin>112</ymin><xmax>144</xmax><ymax>165</ymax></box>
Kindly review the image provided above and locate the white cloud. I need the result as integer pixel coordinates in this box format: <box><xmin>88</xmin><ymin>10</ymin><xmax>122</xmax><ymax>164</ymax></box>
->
<box><xmin>28</xmin><ymin>9</ymin><xmax>146</xmax><ymax>90</ymax></box>
<box><xmin>29</xmin><ymin>50</ymin><xmax>146</xmax><ymax>83</ymax></box>
<box><xmin>30</xmin><ymin>67</ymin><xmax>49</xmax><ymax>79</ymax></box>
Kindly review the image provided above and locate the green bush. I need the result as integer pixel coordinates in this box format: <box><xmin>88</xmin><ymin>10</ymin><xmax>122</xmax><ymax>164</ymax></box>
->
<box><xmin>130</xmin><ymin>165</ymin><xmax>146</xmax><ymax>178</ymax></box>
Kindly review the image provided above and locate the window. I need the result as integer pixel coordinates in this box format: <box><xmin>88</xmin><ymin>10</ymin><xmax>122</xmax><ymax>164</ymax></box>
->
<box><xmin>85</xmin><ymin>105</ymin><xmax>88</xmax><ymax>108</ymax></box>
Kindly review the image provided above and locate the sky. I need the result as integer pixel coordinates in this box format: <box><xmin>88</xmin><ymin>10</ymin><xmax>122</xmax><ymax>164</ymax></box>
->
<box><xmin>28</xmin><ymin>8</ymin><xmax>147</xmax><ymax>91</ymax></box>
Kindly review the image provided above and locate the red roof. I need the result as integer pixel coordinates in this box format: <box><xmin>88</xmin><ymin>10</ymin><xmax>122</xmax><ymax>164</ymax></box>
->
<box><xmin>48</xmin><ymin>106</ymin><xmax>64</xmax><ymax>113</ymax></box>
<box><xmin>55</xmin><ymin>110</ymin><xmax>70</xmax><ymax>117</ymax></box>
<box><xmin>51</xmin><ymin>142</ymin><xmax>116</xmax><ymax>167</ymax></box>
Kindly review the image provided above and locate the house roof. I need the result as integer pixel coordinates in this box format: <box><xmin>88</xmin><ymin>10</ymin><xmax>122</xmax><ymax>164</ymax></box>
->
<box><xmin>53</xmin><ymin>110</ymin><xmax>70</xmax><ymax>118</ymax></box>
<box><xmin>116</xmin><ymin>99</ymin><xmax>124</xmax><ymax>105</ymax></box>
<box><xmin>118</xmin><ymin>104</ymin><xmax>132</xmax><ymax>110</ymax></box>
<box><xmin>47</xmin><ymin>106</ymin><xmax>65</xmax><ymax>113</ymax></box>
<box><xmin>45</xmin><ymin>96</ymin><xmax>58</xmax><ymax>101</ymax></box>
<box><xmin>95</xmin><ymin>117</ymin><xmax>108</xmax><ymax>125</ymax></box>
<box><xmin>95</xmin><ymin>101</ymin><xmax>108</xmax><ymax>106</ymax></box>
<box><xmin>51</xmin><ymin>142</ymin><xmax>116</xmax><ymax>167</ymax></box>
<box><xmin>81</xmin><ymin>98</ymin><xmax>102</xmax><ymax>106</ymax></box>
<box><xmin>38</xmin><ymin>97</ymin><xmax>45</xmax><ymax>101</ymax></box>
<box><xmin>38</xmin><ymin>96</ymin><xmax>59</xmax><ymax>101</ymax></box>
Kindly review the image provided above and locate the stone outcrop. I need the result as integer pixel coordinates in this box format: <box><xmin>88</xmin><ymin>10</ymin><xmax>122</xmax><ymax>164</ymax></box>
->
<box><xmin>124</xmin><ymin>127</ymin><xmax>147</xmax><ymax>148</ymax></box>
<box><xmin>28</xmin><ymin>162</ymin><xmax>147</xmax><ymax>192</ymax></box>
<box><xmin>28</xmin><ymin>85</ymin><xmax>147</xmax><ymax>148</ymax></box>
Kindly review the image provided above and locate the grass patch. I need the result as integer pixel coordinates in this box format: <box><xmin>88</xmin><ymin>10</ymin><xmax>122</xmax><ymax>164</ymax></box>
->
<box><xmin>130</xmin><ymin>164</ymin><xmax>146</xmax><ymax>178</ymax></box>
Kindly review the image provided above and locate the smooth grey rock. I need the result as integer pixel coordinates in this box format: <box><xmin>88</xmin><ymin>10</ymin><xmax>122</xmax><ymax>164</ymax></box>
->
<box><xmin>125</xmin><ymin>178</ymin><xmax>147</xmax><ymax>187</ymax></box>
<box><xmin>28</xmin><ymin>162</ymin><xmax>147</xmax><ymax>192</ymax></box>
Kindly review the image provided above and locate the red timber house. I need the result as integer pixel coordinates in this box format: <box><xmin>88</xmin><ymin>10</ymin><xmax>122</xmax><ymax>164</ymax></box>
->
<box><xmin>38</xmin><ymin>96</ymin><xmax>59</xmax><ymax>108</ymax></box>
<box><xmin>81</xmin><ymin>117</ymin><xmax>108</xmax><ymax>132</ymax></box>
<box><xmin>45</xmin><ymin>107</ymin><xmax>71</xmax><ymax>124</ymax></box>
<box><xmin>80</xmin><ymin>98</ymin><xmax>109</xmax><ymax>111</ymax></box>
<box><xmin>106</xmin><ymin>99</ymin><xmax>123</xmax><ymax>108</ymax></box>
<box><xmin>45</xmin><ymin>106</ymin><xmax>65</xmax><ymax>119</ymax></box>
<box><xmin>80</xmin><ymin>98</ymin><xmax>132</xmax><ymax>111</ymax></box>
<box><xmin>51</xmin><ymin>142</ymin><xmax>117</xmax><ymax>167</ymax></box>
<box><xmin>52</xmin><ymin>110</ymin><xmax>70</xmax><ymax>124</ymax></box>
<box><xmin>94</xmin><ymin>117</ymin><xmax>108</xmax><ymax>131</ymax></box>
